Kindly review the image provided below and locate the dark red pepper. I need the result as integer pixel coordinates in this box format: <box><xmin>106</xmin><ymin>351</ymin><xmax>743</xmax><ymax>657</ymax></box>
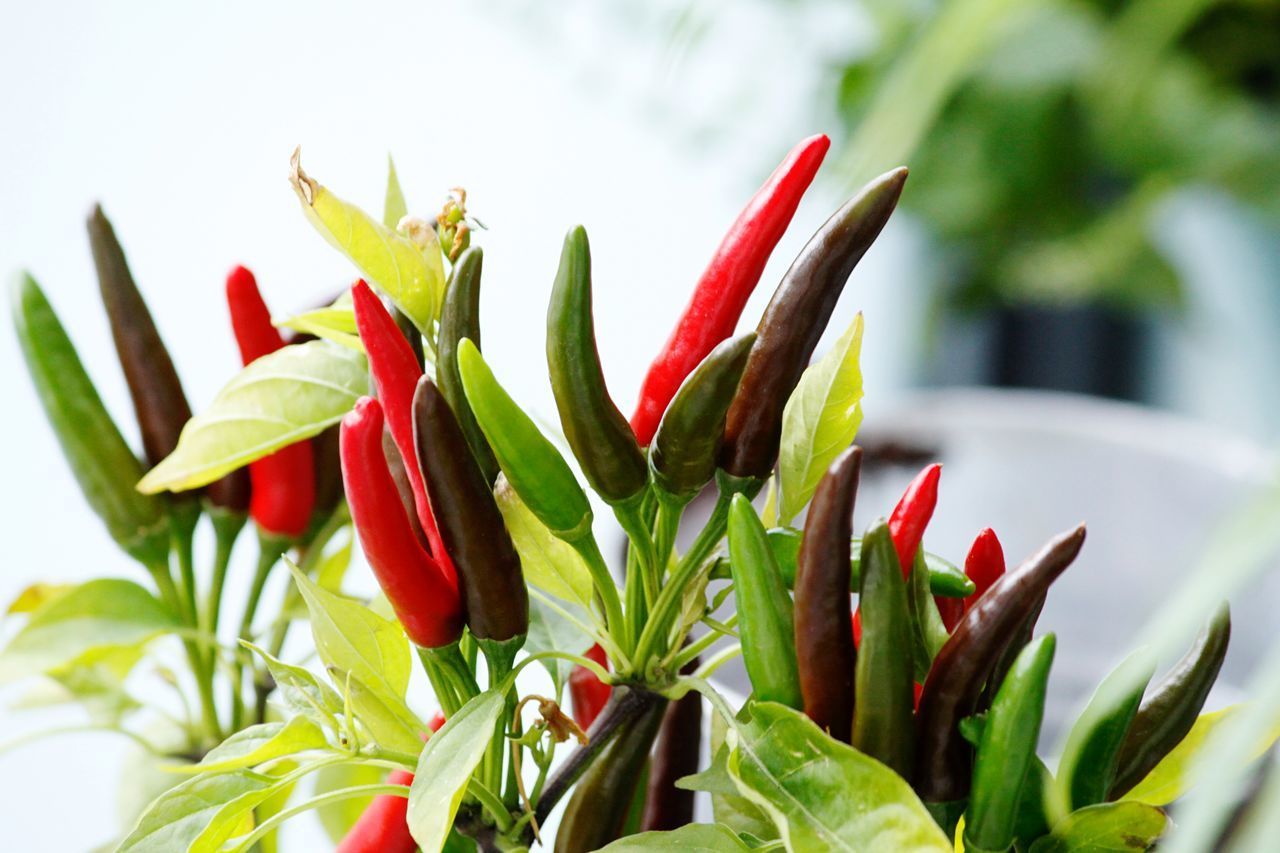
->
<box><xmin>569</xmin><ymin>643</ymin><xmax>611</xmax><ymax>729</ymax></box>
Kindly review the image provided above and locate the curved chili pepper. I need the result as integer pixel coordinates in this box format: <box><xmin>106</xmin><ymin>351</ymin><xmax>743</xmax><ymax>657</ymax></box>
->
<box><xmin>412</xmin><ymin>377</ymin><xmax>528</xmax><ymax>643</ymax></box>
<box><xmin>225</xmin><ymin>265</ymin><xmax>315</xmax><ymax>538</ymax></box>
<box><xmin>852</xmin><ymin>519</ymin><xmax>915</xmax><ymax>776</ymax></box>
<box><xmin>630</xmin><ymin>133</ymin><xmax>830</xmax><ymax>446</ymax></box>
<box><xmin>12</xmin><ymin>273</ymin><xmax>169</xmax><ymax>565</ymax></box>
<box><xmin>641</xmin><ymin>658</ymin><xmax>701</xmax><ymax>832</ymax></box>
<box><xmin>964</xmin><ymin>527</ymin><xmax>1006</xmax><ymax>610</ymax></box>
<box><xmin>889</xmin><ymin>463</ymin><xmax>941</xmax><ymax>575</ymax></box>
<box><xmin>437</xmin><ymin>247</ymin><xmax>499</xmax><ymax>484</ymax></box>
<box><xmin>1109</xmin><ymin>603</ymin><xmax>1231</xmax><ymax>799</ymax></box>
<box><xmin>727</xmin><ymin>493</ymin><xmax>802</xmax><ymax>708</ymax></box>
<box><xmin>914</xmin><ymin>524</ymin><xmax>1086</xmax><ymax>804</ymax></box>
<box><xmin>546</xmin><ymin>226</ymin><xmax>647</xmax><ymax>505</ymax></box>
<box><xmin>908</xmin><ymin>549</ymin><xmax>950</xmax><ymax>682</ymax></box>
<box><xmin>977</xmin><ymin>596</ymin><xmax>1045</xmax><ymax>715</ymax></box>
<box><xmin>339</xmin><ymin>396</ymin><xmax>462</xmax><ymax>648</ymax></box>
<box><xmin>569</xmin><ymin>643</ymin><xmax>612</xmax><ymax>729</ymax></box>
<box><xmin>650</xmin><ymin>333</ymin><xmax>755</xmax><ymax>501</ymax></box>
<box><xmin>719</xmin><ymin>169</ymin><xmax>908</xmax><ymax>479</ymax></box>
<box><xmin>966</xmin><ymin>634</ymin><xmax>1056</xmax><ymax>853</ymax></box>
<box><xmin>794</xmin><ymin>446</ymin><xmax>861</xmax><ymax>742</ymax></box>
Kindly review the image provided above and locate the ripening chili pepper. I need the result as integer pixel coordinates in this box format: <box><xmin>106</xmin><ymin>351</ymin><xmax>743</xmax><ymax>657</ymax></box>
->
<box><xmin>339</xmin><ymin>397</ymin><xmax>462</xmax><ymax>648</ymax></box>
<box><xmin>570</xmin><ymin>643</ymin><xmax>612</xmax><ymax>730</ymax></box>
<box><xmin>889</xmin><ymin>463</ymin><xmax>941</xmax><ymax>575</ymax></box>
<box><xmin>852</xmin><ymin>520</ymin><xmax>916</xmax><ymax>776</ymax></box>
<box><xmin>437</xmin><ymin>247</ymin><xmax>499</xmax><ymax>484</ymax></box>
<box><xmin>720</xmin><ymin>169</ymin><xmax>908</xmax><ymax>479</ymax></box>
<box><xmin>1109</xmin><ymin>603</ymin><xmax>1231</xmax><ymax>799</ymax></box>
<box><xmin>383</xmin><ymin>426</ymin><xmax>429</xmax><ymax>551</ymax></box>
<box><xmin>413</xmin><ymin>377</ymin><xmax>528</xmax><ymax>643</ymax></box>
<box><xmin>908</xmin><ymin>548</ymin><xmax>950</xmax><ymax>682</ymax></box>
<box><xmin>914</xmin><ymin>524</ymin><xmax>1086</xmax><ymax>805</ymax></box>
<box><xmin>641</xmin><ymin>657</ymin><xmax>701</xmax><ymax>832</ymax></box>
<box><xmin>546</xmin><ymin>226</ymin><xmax>647</xmax><ymax>506</ymax></box>
<box><xmin>630</xmin><ymin>133</ymin><xmax>830</xmax><ymax>446</ymax></box>
<box><xmin>966</xmin><ymin>634</ymin><xmax>1056</xmax><ymax>853</ymax></box>
<box><xmin>964</xmin><ymin>527</ymin><xmax>1006</xmax><ymax>610</ymax></box>
<box><xmin>12</xmin><ymin>273</ymin><xmax>169</xmax><ymax>565</ymax></box>
<box><xmin>794</xmin><ymin>446</ymin><xmax>861</xmax><ymax>742</ymax></box>
<box><xmin>225</xmin><ymin>265</ymin><xmax>315</xmax><ymax>538</ymax></box>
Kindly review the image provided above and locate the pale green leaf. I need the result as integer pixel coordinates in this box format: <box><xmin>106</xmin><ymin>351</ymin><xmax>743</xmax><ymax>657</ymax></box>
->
<box><xmin>315</xmin><ymin>530</ymin><xmax>355</xmax><ymax>593</ymax></box>
<box><xmin>241</xmin><ymin>641</ymin><xmax>343</xmax><ymax>726</ymax></box>
<box><xmin>14</xmin><ymin>645</ymin><xmax>143</xmax><ymax>723</ymax></box>
<box><xmin>250</xmin><ymin>759</ymin><xmax>300</xmax><ymax>853</ymax></box>
<box><xmin>338</xmin><ymin>670</ymin><xmax>428</xmax><ymax>754</ymax></box>
<box><xmin>178</xmin><ymin>718</ymin><xmax>328</xmax><ymax>774</ymax></box>
<box><xmin>313</xmin><ymin>762</ymin><xmax>386</xmax><ymax>842</ymax></box>
<box><xmin>274</xmin><ymin>304</ymin><xmax>362</xmax><ymax>352</ymax></box>
<box><xmin>524</xmin><ymin>595</ymin><xmax>594</xmax><ymax>694</ymax></box>
<box><xmin>1120</xmin><ymin>706</ymin><xmax>1270</xmax><ymax>806</ymax></box>
<box><xmin>596</xmin><ymin>823</ymin><xmax>754</xmax><ymax>850</ymax></box>
<box><xmin>6</xmin><ymin>582</ymin><xmax>72</xmax><ymax>614</ymax></box>
<box><xmin>493</xmin><ymin>475</ymin><xmax>594</xmax><ymax>610</ymax></box>
<box><xmin>384</xmin><ymin>154</ymin><xmax>408</xmax><ymax>229</ymax></box>
<box><xmin>139</xmin><ymin>341</ymin><xmax>368</xmax><ymax>493</ymax></box>
<box><xmin>778</xmin><ymin>313</ymin><xmax>864</xmax><ymax>525</ymax></box>
<box><xmin>116</xmin><ymin>770</ymin><xmax>281</xmax><ymax>853</ymax></box>
<box><xmin>1026</xmin><ymin>802</ymin><xmax>1166</xmax><ymax>852</ymax></box>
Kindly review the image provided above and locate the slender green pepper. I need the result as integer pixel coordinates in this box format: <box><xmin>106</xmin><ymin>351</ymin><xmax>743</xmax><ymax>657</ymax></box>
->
<box><xmin>914</xmin><ymin>524</ymin><xmax>1086</xmax><ymax>804</ymax></box>
<box><xmin>413</xmin><ymin>377</ymin><xmax>528</xmax><ymax>643</ymax></box>
<box><xmin>438</xmin><ymin>247</ymin><xmax>499</xmax><ymax>484</ymax></box>
<box><xmin>1109</xmin><ymin>603</ymin><xmax>1231</xmax><ymax>799</ymax></box>
<box><xmin>852</xmin><ymin>519</ymin><xmax>916</xmax><ymax>776</ymax></box>
<box><xmin>727</xmin><ymin>494</ymin><xmax>803</xmax><ymax>708</ymax></box>
<box><xmin>650</xmin><ymin>333</ymin><xmax>755</xmax><ymax>502</ymax></box>
<box><xmin>11</xmin><ymin>272</ymin><xmax>168</xmax><ymax>565</ymax></box>
<box><xmin>794</xmin><ymin>446</ymin><xmax>861</xmax><ymax>742</ymax></box>
<box><xmin>720</xmin><ymin>169</ymin><xmax>908</xmax><ymax>479</ymax></box>
<box><xmin>977</xmin><ymin>596</ymin><xmax>1045</xmax><ymax>713</ymax></box>
<box><xmin>546</xmin><ymin>226</ymin><xmax>647</xmax><ymax>505</ymax></box>
<box><xmin>966</xmin><ymin>634</ymin><xmax>1056</xmax><ymax>853</ymax></box>
<box><xmin>909</xmin><ymin>547</ymin><xmax>950</xmax><ymax>683</ymax></box>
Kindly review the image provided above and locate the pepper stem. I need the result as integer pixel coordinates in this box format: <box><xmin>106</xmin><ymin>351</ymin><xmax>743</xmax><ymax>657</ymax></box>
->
<box><xmin>230</xmin><ymin>532</ymin><xmax>291</xmax><ymax>730</ymax></box>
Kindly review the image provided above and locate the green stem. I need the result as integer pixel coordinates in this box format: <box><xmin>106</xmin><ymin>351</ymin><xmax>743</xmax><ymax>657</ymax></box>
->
<box><xmin>235</xmin><ymin>783</ymin><xmax>408</xmax><ymax>851</ymax></box>
<box><xmin>479</xmin><ymin>637</ymin><xmax>520</xmax><ymax>802</ymax></box>
<box><xmin>468</xmin><ymin>778</ymin><xmax>514</xmax><ymax>833</ymax></box>
<box><xmin>148</xmin><ymin>559</ymin><xmax>221</xmax><ymax>744</ymax></box>
<box><xmin>171</xmin><ymin>500</ymin><xmax>201</xmax><ymax>628</ymax></box>
<box><xmin>652</xmin><ymin>495</ymin><xmax>687</xmax><ymax>583</ymax></box>
<box><xmin>670</xmin><ymin>612</ymin><xmax>739</xmax><ymax>671</ymax></box>
<box><xmin>568</xmin><ymin>533</ymin><xmax>628</xmax><ymax>658</ymax></box>
<box><xmin>231</xmin><ymin>534</ymin><xmax>290</xmax><ymax>730</ymax></box>
<box><xmin>614</xmin><ymin>495</ymin><xmax>658</xmax><ymax>609</ymax></box>
<box><xmin>417</xmin><ymin>646</ymin><xmax>463</xmax><ymax>716</ymax></box>
<box><xmin>204</xmin><ymin>509</ymin><xmax>246</xmax><ymax>655</ymax></box>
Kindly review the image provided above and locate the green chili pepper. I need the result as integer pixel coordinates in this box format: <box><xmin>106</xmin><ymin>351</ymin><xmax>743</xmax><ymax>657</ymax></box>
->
<box><xmin>11</xmin><ymin>272</ymin><xmax>168</xmax><ymax>566</ymax></box>
<box><xmin>909</xmin><ymin>547</ymin><xmax>950</xmax><ymax>683</ymax></box>
<box><xmin>650</xmin><ymin>333</ymin><xmax>755</xmax><ymax>502</ymax></box>
<box><xmin>726</xmin><ymin>493</ymin><xmax>803</xmax><ymax>708</ymax></box>
<box><xmin>437</xmin><ymin>247</ymin><xmax>499</xmax><ymax>484</ymax></box>
<box><xmin>794</xmin><ymin>446</ymin><xmax>861</xmax><ymax>742</ymax></box>
<box><xmin>977</xmin><ymin>596</ymin><xmax>1045</xmax><ymax>714</ymax></box>
<box><xmin>852</xmin><ymin>519</ymin><xmax>916</xmax><ymax>776</ymax></box>
<box><xmin>966</xmin><ymin>634</ymin><xmax>1056</xmax><ymax>853</ymax></box>
<box><xmin>1109</xmin><ymin>603</ymin><xmax>1231</xmax><ymax>799</ymax></box>
<box><xmin>546</xmin><ymin>226</ymin><xmax>647</xmax><ymax>506</ymax></box>
<box><xmin>720</xmin><ymin>169</ymin><xmax>908</xmax><ymax>479</ymax></box>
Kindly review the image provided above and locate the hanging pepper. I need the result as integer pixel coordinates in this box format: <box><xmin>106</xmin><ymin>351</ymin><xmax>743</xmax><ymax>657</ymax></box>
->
<box><xmin>630</xmin><ymin>133</ymin><xmax>830</xmax><ymax>446</ymax></box>
<box><xmin>794</xmin><ymin>447</ymin><xmax>862</xmax><ymax>742</ymax></box>
<box><xmin>641</xmin><ymin>657</ymin><xmax>701</xmax><ymax>832</ymax></box>
<box><xmin>914</xmin><ymin>524</ymin><xmax>1086</xmax><ymax>805</ymax></box>
<box><xmin>339</xmin><ymin>396</ymin><xmax>462</xmax><ymax>648</ymax></box>
<box><xmin>546</xmin><ymin>226</ymin><xmax>647</xmax><ymax>506</ymax></box>
<box><xmin>225</xmin><ymin>266</ymin><xmax>315</xmax><ymax>538</ymax></box>
<box><xmin>437</xmin><ymin>247</ymin><xmax>499</xmax><ymax>484</ymax></box>
<box><xmin>412</xmin><ymin>377</ymin><xmax>528</xmax><ymax>643</ymax></box>
<box><xmin>569</xmin><ymin>644</ymin><xmax>612</xmax><ymax>730</ymax></box>
<box><xmin>719</xmin><ymin>168</ymin><xmax>908</xmax><ymax>479</ymax></box>
<box><xmin>1109</xmin><ymin>603</ymin><xmax>1231</xmax><ymax>799</ymax></box>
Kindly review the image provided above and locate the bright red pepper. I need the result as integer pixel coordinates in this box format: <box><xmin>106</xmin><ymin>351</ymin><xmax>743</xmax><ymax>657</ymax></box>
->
<box><xmin>630</xmin><ymin>134</ymin><xmax>830</xmax><ymax>446</ymax></box>
<box><xmin>964</xmin><ymin>527</ymin><xmax>1006</xmax><ymax>611</ymax></box>
<box><xmin>569</xmin><ymin>643</ymin><xmax>612</xmax><ymax>729</ymax></box>
<box><xmin>339</xmin><ymin>397</ymin><xmax>462</xmax><ymax>648</ymax></box>
<box><xmin>225</xmin><ymin>266</ymin><xmax>315</xmax><ymax>538</ymax></box>
<box><xmin>888</xmin><ymin>463</ymin><xmax>941</xmax><ymax>576</ymax></box>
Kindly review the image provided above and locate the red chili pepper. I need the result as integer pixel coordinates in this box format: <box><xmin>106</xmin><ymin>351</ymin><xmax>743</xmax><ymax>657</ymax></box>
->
<box><xmin>963</xmin><ymin>527</ymin><xmax>1006</xmax><ymax>611</ymax></box>
<box><xmin>569</xmin><ymin>643</ymin><xmax>612</xmax><ymax>729</ymax></box>
<box><xmin>888</xmin><ymin>463</ymin><xmax>941</xmax><ymax>577</ymax></box>
<box><xmin>225</xmin><ymin>266</ymin><xmax>315</xmax><ymax>538</ymax></box>
<box><xmin>936</xmin><ymin>597</ymin><xmax>965</xmax><ymax>632</ymax></box>
<box><xmin>339</xmin><ymin>397</ymin><xmax>462</xmax><ymax>648</ymax></box>
<box><xmin>630</xmin><ymin>134</ymin><xmax>830</xmax><ymax>446</ymax></box>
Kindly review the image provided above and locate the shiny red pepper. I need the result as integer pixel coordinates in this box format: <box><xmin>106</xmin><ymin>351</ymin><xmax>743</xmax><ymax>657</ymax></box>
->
<box><xmin>964</xmin><ymin>527</ymin><xmax>1006</xmax><ymax>611</ymax></box>
<box><xmin>888</xmin><ymin>463</ymin><xmax>941</xmax><ymax>576</ymax></box>
<box><xmin>569</xmin><ymin>643</ymin><xmax>612</xmax><ymax>729</ymax></box>
<box><xmin>225</xmin><ymin>266</ymin><xmax>315</xmax><ymax>538</ymax></box>
<box><xmin>339</xmin><ymin>396</ymin><xmax>462</xmax><ymax>648</ymax></box>
<box><xmin>630</xmin><ymin>134</ymin><xmax>830</xmax><ymax>446</ymax></box>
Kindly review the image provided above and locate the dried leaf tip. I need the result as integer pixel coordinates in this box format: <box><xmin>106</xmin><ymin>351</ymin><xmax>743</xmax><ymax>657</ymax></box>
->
<box><xmin>289</xmin><ymin>145</ymin><xmax>315</xmax><ymax>205</ymax></box>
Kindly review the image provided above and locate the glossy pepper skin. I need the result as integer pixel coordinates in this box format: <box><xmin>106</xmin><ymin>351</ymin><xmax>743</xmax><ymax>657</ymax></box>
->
<box><xmin>1109</xmin><ymin>603</ymin><xmax>1231</xmax><ymax>799</ymax></box>
<box><xmin>889</xmin><ymin>463</ymin><xmax>941</xmax><ymax>575</ymax></box>
<box><xmin>852</xmin><ymin>520</ymin><xmax>916</xmax><ymax>776</ymax></box>
<box><xmin>339</xmin><ymin>397</ymin><xmax>462</xmax><ymax>648</ymax></box>
<box><xmin>727</xmin><ymin>494</ymin><xmax>803</xmax><ymax>708</ymax></box>
<box><xmin>794</xmin><ymin>446</ymin><xmax>862</xmax><ymax>742</ymax></box>
<box><xmin>966</xmin><ymin>634</ymin><xmax>1056</xmax><ymax>853</ymax></box>
<box><xmin>914</xmin><ymin>524</ymin><xmax>1086</xmax><ymax>804</ymax></box>
<box><xmin>569</xmin><ymin>643</ymin><xmax>612</xmax><ymax>729</ymax></box>
<box><xmin>437</xmin><ymin>247</ymin><xmax>499</xmax><ymax>484</ymax></box>
<box><xmin>963</xmin><ymin>527</ymin><xmax>1006</xmax><ymax>610</ymax></box>
<box><xmin>412</xmin><ymin>377</ymin><xmax>528</xmax><ymax>643</ymax></box>
<box><xmin>225</xmin><ymin>266</ymin><xmax>315</xmax><ymax>538</ymax></box>
<box><xmin>11</xmin><ymin>273</ymin><xmax>168</xmax><ymax>565</ymax></box>
<box><xmin>641</xmin><ymin>660</ymin><xmax>701</xmax><ymax>832</ymax></box>
<box><xmin>720</xmin><ymin>169</ymin><xmax>908</xmax><ymax>479</ymax></box>
<box><xmin>546</xmin><ymin>226</ymin><xmax>647</xmax><ymax>505</ymax></box>
<box><xmin>630</xmin><ymin>133</ymin><xmax>830</xmax><ymax>446</ymax></box>
<box><xmin>650</xmin><ymin>333</ymin><xmax>755</xmax><ymax>501</ymax></box>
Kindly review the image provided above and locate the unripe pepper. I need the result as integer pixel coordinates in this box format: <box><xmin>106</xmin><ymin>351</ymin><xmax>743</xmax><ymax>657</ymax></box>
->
<box><xmin>720</xmin><ymin>168</ymin><xmax>908</xmax><ymax>479</ymax></box>
<box><xmin>339</xmin><ymin>397</ymin><xmax>462</xmax><ymax>648</ymax></box>
<box><xmin>437</xmin><ymin>247</ymin><xmax>499</xmax><ymax>484</ymax></box>
<box><xmin>794</xmin><ymin>446</ymin><xmax>861</xmax><ymax>742</ymax></box>
<box><xmin>569</xmin><ymin>643</ymin><xmax>612</xmax><ymax>729</ymax></box>
<box><xmin>225</xmin><ymin>266</ymin><xmax>315</xmax><ymax>538</ymax></box>
<box><xmin>631</xmin><ymin>133</ymin><xmax>830</xmax><ymax>446</ymax></box>
<box><xmin>412</xmin><ymin>377</ymin><xmax>528</xmax><ymax>643</ymax></box>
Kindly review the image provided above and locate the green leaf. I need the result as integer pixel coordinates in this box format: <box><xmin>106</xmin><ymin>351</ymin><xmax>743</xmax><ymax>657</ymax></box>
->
<box><xmin>723</xmin><ymin>701</ymin><xmax>950</xmax><ymax>851</ymax></box>
<box><xmin>139</xmin><ymin>341</ymin><xmax>368</xmax><ymax>493</ymax></box>
<box><xmin>313</xmin><ymin>762</ymin><xmax>386</xmax><ymax>842</ymax></box>
<box><xmin>777</xmin><ymin>313</ymin><xmax>864</xmax><ymax>525</ymax></box>
<box><xmin>338</xmin><ymin>669</ymin><xmax>428</xmax><ymax>754</ymax></box>
<box><xmin>1120</xmin><ymin>706</ymin><xmax>1266</xmax><ymax>806</ymax></box>
<box><xmin>274</xmin><ymin>303</ymin><xmax>362</xmax><ymax>353</ymax></box>
<box><xmin>679</xmin><ymin>738</ymin><xmax>776</xmax><ymax>843</ymax></box>
<box><xmin>250</xmin><ymin>759</ymin><xmax>300</xmax><ymax>853</ymax></box>
<box><xmin>315</xmin><ymin>531</ymin><xmax>355</xmax><ymax>593</ymax></box>
<box><xmin>493</xmin><ymin>475</ymin><xmax>594</xmax><ymax>610</ymax></box>
<box><xmin>596</xmin><ymin>823</ymin><xmax>755</xmax><ymax>850</ymax></box>
<box><xmin>241</xmin><ymin>642</ymin><xmax>343</xmax><ymax>726</ymax></box>
<box><xmin>1026</xmin><ymin>802</ymin><xmax>1166</xmax><ymax>852</ymax></box>
<box><xmin>179</xmin><ymin>718</ymin><xmax>328</xmax><ymax>774</ymax></box>
<box><xmin>15</xmin><ymin>647</ymin><xmax>142</xmax><ymax>723</ymax></box>
<box><xmin>0</xmin><ymin>579</ymin><xmax>176</xmax><ymax>681</ymax></box>
<box><xmin>408</xmin><ymin>689</ymin><xmax>505</xmax><ymax>852</ymax></box>
<box><xmin>524</xmin><ymin>595</ymin><xmax>593</xmax><ymax>694</ymax></box>
<box><xmin>6</xmin><ymin>582</ymin><xmax>72</xmax><ymax>614</ymax></box>
<box><xmin>384</xmin><ymin>154</ymin><xmax>408</xmax><ymax>229</ymax></box>
<box><xmin>116</xmin><ymin>770</ymin><xmax>282</xmax><ymax>853</ymax></box>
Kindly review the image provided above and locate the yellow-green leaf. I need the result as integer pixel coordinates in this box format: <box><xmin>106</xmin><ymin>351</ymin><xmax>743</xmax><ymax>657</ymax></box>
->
<box><xmin>493</xmin><ymin>474</ymin><xmax>594</xmax><ymax>611</ymax></box>
<box><xmin>6</xmin><ymin>582</ymin><xmax>72</xmax><ymax>614</ymax></box>
<box><xmin>177</xmin><ymin>718</ymin><xmax>328</xmax><ymax>774</ymax></box>
<box><xmin>117</xmin><ymin>770</ymin><xmax>282</xmax><ymax>853</ymax></box>
<box><xmin>274</xmin><ymin>303</ymin><xmax>362</xmax><ymax>353</ymax></box>
<box><xmin>384</xmin><ymin>154</ymin><xmax>408</xmax><ymax>230</ymax></box>
<box><xmin>1026</xmin><ymin>802</ymin><xmax>1166</xmax><ymax>852</ymax></box>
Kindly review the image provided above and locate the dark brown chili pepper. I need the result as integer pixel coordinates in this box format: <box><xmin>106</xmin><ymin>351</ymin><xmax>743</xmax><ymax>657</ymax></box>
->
<box><xmin>438</xmin><ymin>247</ymin><xmax>499</xmax><ymax>484</ymax></box>
<box><xmin>640</xmin><ymin>657</ymin><xmax>702</xmax><ymax>832</ymax></box>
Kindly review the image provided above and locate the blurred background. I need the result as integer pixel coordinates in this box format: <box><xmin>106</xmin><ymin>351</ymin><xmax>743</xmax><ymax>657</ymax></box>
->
<box><xmin>1</xmin><ymin>0</ymin><xmax>1278</xmax><ymax>848</ymax></box>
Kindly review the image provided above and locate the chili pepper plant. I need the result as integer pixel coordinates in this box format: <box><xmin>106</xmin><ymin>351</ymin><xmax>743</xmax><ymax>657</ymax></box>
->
<box><xmin>7</xmin><ymin>139</ymin><xmax>1276</xmax><ymax>853</ymax></box>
